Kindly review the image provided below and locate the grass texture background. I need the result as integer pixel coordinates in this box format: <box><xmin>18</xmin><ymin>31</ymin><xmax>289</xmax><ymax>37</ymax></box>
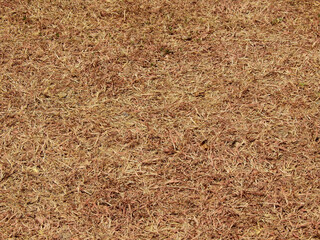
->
<box><xmin>1</xmin><ymin>0</ymin><xmax>320</xmax><ymax>239</ymax></box>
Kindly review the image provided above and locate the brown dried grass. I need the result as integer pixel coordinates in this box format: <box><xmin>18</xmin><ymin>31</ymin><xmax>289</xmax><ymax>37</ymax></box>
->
<box><xmin>1</xmin><ymin>0</ymin><xmax>320</xmax><ymax>239</ymax></box>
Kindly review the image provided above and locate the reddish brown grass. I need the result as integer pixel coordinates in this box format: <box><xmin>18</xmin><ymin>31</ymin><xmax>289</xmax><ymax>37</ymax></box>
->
<box><xmin>1</xmin><ymin>0</ymin><xmax>320</xmax><ymax>239</ymax></box>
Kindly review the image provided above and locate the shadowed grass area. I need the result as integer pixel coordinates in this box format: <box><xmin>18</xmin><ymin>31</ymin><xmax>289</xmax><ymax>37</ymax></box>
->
<box><xmin>1</xmin><ymin>0</ymin><xmax>320</xmax><ymax>239</ymax></box>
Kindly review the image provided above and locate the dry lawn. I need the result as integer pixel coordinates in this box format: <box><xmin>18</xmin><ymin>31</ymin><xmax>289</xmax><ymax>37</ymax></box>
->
<box><xmin>1</xmin><ymin>0</ymin><xmax>320</xmax><ymax>239</ymax></box>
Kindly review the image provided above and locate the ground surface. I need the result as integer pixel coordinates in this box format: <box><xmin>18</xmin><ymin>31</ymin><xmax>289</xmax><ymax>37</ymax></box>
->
<box><xmin>1</xmin><ymin>0</ymin><xmax>320</xmax><ymax>239</ymax></box>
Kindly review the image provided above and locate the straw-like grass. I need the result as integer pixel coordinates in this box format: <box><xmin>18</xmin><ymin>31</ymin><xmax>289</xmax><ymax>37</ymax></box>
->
<box><xmin>1</xmin><ymin>0</ymin><xmax>320</xmax><ymax>239</ymax></box>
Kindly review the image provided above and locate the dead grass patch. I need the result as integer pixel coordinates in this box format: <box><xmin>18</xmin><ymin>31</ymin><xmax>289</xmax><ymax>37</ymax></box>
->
<box><xmin>1</xmin><ymin>0</ymin><xmax>320</xmax><ymax>239</ymax></box>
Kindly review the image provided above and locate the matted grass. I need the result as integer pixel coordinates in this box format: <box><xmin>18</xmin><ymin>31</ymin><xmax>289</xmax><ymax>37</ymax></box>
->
<box><xmin>1</xmin><ymin>0</ymin><xmax>320</xmax><ymax>239</ymax></box>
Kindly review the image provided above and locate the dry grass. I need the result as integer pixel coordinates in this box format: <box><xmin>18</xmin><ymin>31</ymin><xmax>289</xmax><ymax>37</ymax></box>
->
<box><xmin>1</xmin><ymin>0</ymin><xmax>320</xmax><ymax>239</ymax></box>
